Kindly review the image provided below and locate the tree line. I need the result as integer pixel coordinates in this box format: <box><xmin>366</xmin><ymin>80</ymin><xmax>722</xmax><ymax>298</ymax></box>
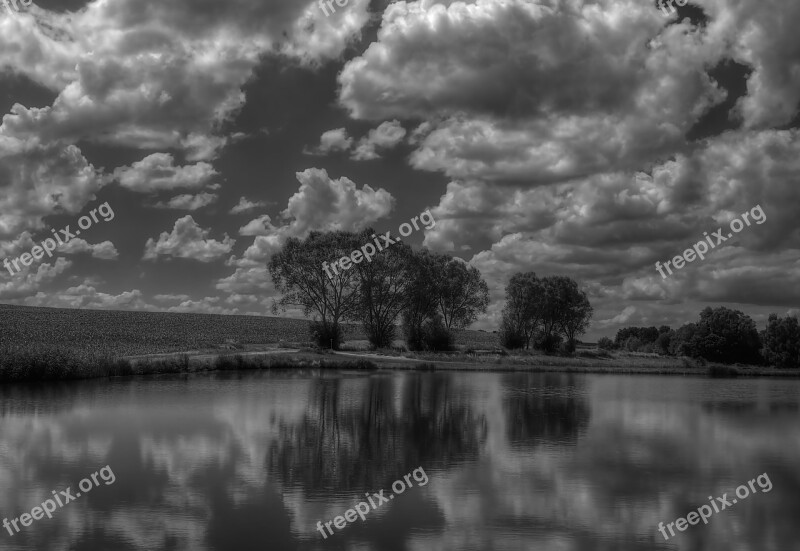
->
<box><xmin>268</xmin><ymin>229</ymin><xmax>489</xmax><ymax>350</ymax></box>
<box><xmin>599</xmin><ymin>306</ymin><xmax>800</xmax><ymax>368</ymax></box>
<box><xmin>499</xmin><ymin>272</ymin><xmax>593</xmax><ymax>353</ymax></box>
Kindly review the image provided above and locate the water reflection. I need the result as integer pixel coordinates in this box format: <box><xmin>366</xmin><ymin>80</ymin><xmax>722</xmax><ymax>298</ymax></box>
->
<box><xmin>0</xmin><ymin>372</ymin><xmax>798</xmax><ymax>551</ymax></box>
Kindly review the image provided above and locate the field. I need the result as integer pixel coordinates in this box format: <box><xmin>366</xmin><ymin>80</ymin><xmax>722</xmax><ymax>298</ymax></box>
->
<box><xmin>0</xmin><ymin>304</ymin><xmax>497</xmax><ymax>357</ymax></box>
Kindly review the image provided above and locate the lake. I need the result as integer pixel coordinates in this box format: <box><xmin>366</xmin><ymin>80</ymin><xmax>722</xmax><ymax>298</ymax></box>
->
<box><xmin>0</xmin><ymin>371</ymin><xmax>798</xmax><ymax>550</ymax></box>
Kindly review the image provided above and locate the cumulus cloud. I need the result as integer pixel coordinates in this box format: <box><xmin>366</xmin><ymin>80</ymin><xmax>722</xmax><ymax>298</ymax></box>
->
<box><xmin>60</xmin><ymin>238</ymin><xmax>120</xmax><ymax>260</ymax></box>
<box><xmin>305</xmin><ymin>127</ymin><xmax>354</xmax><ymax>155</ymax></box>
<box><xmin>154</xmin><ymin>192</ymin><xmax>218</xmax><ymax>211</ymax></box>
<box><xmin>339</xmin><ymin>0</ymin><xmax>726</xmax><ymax>181</ymax></box>
<box><xmin>230</xmin><ymin>197</ymin><xmax>269</xmax><ymax>214</ymax></box>
<box><xmin>143</xmin><ymin>215</ymin><xmax>235</xmax><ymax>262</ymax></box>
<box><xmin>0</xmin><ymin>142</ymin><xmax>107</xmax><ymax>237</ymax></box>
<box><xmin>281</xmin><ymin>168</ymin><xmax>394</xmax><ymax>235</ymax></box>
<box><xmin>0</xmin><ymin>257</ymin><xmax>72</xmax><ymax>300</ymax></box>
<box><xmin>351</xmin><ymin>120</ymin><xmax>406</xmax><ymax>160</ymax></box>
<box><xmin>114</xmin><ymin>154</ymin><xmax>217</xmax><ymax>193</ymax></box>
<box><xmin>239</xmin><ymin>215</ymin><xmax>276</xmax><ymax>237</ymax></box>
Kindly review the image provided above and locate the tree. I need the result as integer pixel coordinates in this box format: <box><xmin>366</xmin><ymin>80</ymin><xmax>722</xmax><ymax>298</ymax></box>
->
<box><xmin>693</xmin><ymin>307</ymin><xmax>761</xmax><ymax>364</ymax></box>
<box><xmin>401</xmin><ymin>251</ymin><xmax>443</xmax><ymax>350</ymax></box>
<box><xmin>352</xmin><ymin>229</ymin><xmax>413</xmax><ymax>349</ymax></box>
<box><xmin>499</xmin><ymin>273</ymin><xmax>592</xmax><ymax>354</ymax></box>
<box><xmin>437</xmin><ymin>257</ymin><xmax>490</xmax><ymax>331</ymax></box>
<box><xmin>499</xmin><ymin>272</ymin><xmax>543</xmax><ymax>349</ymax></box>
<box><xmin>268</xmin><ymin>231</ymin><xmax>361</xmax><ymax>349</ymax></box>
<box><xmin>762</xmin><ymin>314</ymin><xmax>800</xmax><ymax>368</ymax></box>
<box><xmin>402</xmin><ymin>251</ymin><xmax>489</xmax><ymax>350</ymax></box>
<box><xmin>552</xmin><ymin>277</ymin><xmax>593</xmax><ymax>352</ymax></box>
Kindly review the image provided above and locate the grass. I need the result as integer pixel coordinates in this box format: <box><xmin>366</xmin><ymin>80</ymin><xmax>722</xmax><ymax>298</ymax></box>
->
<box><xmin>0</xmin><ymin>346</ymin><xmax>379</xmax><ymax>383</ymax></box>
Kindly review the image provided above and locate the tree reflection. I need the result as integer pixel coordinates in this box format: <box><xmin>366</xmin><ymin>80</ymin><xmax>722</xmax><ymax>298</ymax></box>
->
<box><xmin>267</xmin><ymin>374</ymin><xmax>486</xmax><ymax>491</ymax></box>
<box><xmin>503</xmin><ymin>373</ymin><xmax>590</xmax><ymax>449</ymax></box>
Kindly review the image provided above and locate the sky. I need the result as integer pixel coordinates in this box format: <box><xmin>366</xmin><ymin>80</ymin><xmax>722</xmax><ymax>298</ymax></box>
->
<box><xmin>1</xmin><ymin>0</ymin><xmax>799</xmax><ymax>340</ymax></box>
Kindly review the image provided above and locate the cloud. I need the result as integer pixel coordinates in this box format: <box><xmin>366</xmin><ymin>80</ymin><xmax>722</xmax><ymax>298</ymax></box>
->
<box><xmin>0</xmin><ymin>257</ymin><xmax>72</xmax><ymax>300</ymax></box>
<box><xmin>351</xmin><ymin>120</ymin><xmax>406</xmax><ymax>160</ymax></box>
<box><xmin>239</xmin><ymin>215</ymin><xmax>276</xmax><ymax>237</ymax></box>
<box><xmin>281</xmin><ymin>168</ymin><xmax>395</xmax><ymax>236</ymax></box>
<box><xmin>154</xmin><ymin>192</ymin><xmax>218</xmax><ymax>211</ymax></box>
<box><xmin>59</xmin><ymin>238</ymin><xmax>120</xmax><ymax>260</ymax></box>
<box><xmin>18</xmin><ymin>284</ymin><xmax>151</xmax><ymax>310</ymax></box>
<box><xmin>230</xmin><ymin>197</ymin><xmax>269</xmax><ymax>214</ymax></box>
<box><xmin>305</xmin><ymin>127</ymin><xmax>353</xmax><ymax>155</ymax></box>
<box><xmin>114</xmin><ymin>154</ymin><xmax>218</xmax><ymax>193</ymax></box>
<box><xmin>143</xmin><ymin>215</ymin><xmax>235</xmax><ymax>262</ymax></box>
<box><xmin>0</xmin><ymin>142</ymin><xmax>107</xmax><ymax>237</ymax></box>
<box><xmin>339</xmin><ymin>0</ymin><xmax>726</xmax><ymax>181</ymax></box>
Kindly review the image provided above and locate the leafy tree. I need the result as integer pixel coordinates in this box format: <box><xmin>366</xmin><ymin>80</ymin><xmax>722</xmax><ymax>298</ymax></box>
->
<box><xmin>654</xmin><ymin>330</ymin><xmax>673</xmax><ymax>355</ymax></box>
<box><xmin>762</xmin><ymin>314</ymin><xmax>800</xmax><ymax>368</ymax></box>
<box><xmin>268</xmin><ymin>231</ymin><xmax>361</xmax><ymax>349</ymax></box>
<box><xmin>668</xmin><ymin>308</ymin><xmax>761</xmax><ymax>364</ymax></box>
<box><xmin>552</xmin><ymin>277</ymin><xmax>593</xmax><ymax>352</ymax></box>
<box><xmin>693</xmin><ymin>307</ymin><xmax>761</xmax><ymax>364</ymax></box>
<box><xmin>401</xmin><ymin>251</ymin><xmax>444</xmax><ymax>350</ymax></box>
<box><xmin>499</xmin><ymin>272</ymin><xmax>544</xmax><ymax>349</ymax></box>
<box><xmin>402</xmin><ymin>251</ymin><xmax>489</xmax><ymax>350</ymax></box>
<box><xmin>499</xmin><ymin>273</ymin><xmax>592</xmax><ymax>354</ymax></box>
<box><xmin>437</xmin><ymin>257</ymin><xmax>490</xmax><ymax>331</ymax></box>
<box><xmin>352</xmin><ymin>229</ymin><xmax>413</xmax><ymax>349</ymax></box>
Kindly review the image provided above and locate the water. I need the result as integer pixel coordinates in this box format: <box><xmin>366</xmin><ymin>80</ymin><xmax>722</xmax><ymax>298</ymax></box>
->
<box><xmin>0</xmin><ymin>371</ymin><xmax>798</xmax><ymax>551</ymax></box>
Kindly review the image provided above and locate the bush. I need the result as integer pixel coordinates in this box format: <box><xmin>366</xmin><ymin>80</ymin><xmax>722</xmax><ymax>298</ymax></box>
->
<box><xmin>597</xmin><ymin>337</ymin><xmax>615</xmax><ymax>350</ymax></box>
<box><xmin>499</xmin><ymin>321</ymin><xmax>526</xmax><ymax>349</ymax></box>
<box><xmin>535</xmin><ymin>332</ymin><xmax>562</xmax><ymax>354</ymax></box>
<box><xmin>624</xmin><ymin>336</ymin><xmax>643</xmax><ymax>352</ymax></box>
<box><xmin>762</xmin><ymin>314</ymin><xmax>800</xmax><ymax>368</ymax></box>
<box><xmin>422</xmin><ymin>316</ymin><xmax>454</xmax><ymax>351</ymax></box>
<box><xmin>309</xmin><ymin>321</ymin><xmax>343</xmax><ymax>350</ymax></box>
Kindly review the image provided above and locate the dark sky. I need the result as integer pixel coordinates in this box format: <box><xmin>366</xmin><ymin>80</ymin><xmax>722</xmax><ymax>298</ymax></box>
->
<box><xmin>1</xmin><ymin>0</ymin><xmax>799</xmax><ymax>339</ymax></box>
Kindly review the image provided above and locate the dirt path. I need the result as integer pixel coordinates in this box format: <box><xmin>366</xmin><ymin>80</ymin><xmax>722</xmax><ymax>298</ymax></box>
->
<box><xmin>124</xmin><ymin>348</ymin><xmax>300</xmax><ymax>364</ymax></box>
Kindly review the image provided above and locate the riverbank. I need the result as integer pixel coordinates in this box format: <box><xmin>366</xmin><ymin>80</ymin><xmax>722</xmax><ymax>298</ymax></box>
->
<box><xmin>2</xmin><ymin>346</ymin><xmax>799</xmax><ymax>383</ymax></box>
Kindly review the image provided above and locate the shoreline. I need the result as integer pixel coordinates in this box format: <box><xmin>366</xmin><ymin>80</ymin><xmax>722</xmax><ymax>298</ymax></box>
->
<box><xmin>2</xmin><ymin>348</ymin><xmax>799</xmax><ymax>383</ymax></box>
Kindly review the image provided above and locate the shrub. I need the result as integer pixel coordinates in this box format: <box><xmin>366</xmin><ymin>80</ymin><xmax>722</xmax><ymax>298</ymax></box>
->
<box><xmin>597</xmin><ymin>337</ymin><xmax>615</xmax><ymax>350</ymax></box>
<box><xmin>309</xmin><ymin>320</ymin><xmax>343</xmax><ymax>350</ymax></box>
<box><xmin>762</xmin><ymin>314</ymin><xmax>800</xmax><ymax>368</ymax></box>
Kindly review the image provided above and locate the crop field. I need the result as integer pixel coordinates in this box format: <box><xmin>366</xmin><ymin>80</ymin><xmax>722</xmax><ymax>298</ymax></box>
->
<box><xmin>0</xmin><ymin>304</ymin><xmax>498</xmax><ymax>358</ymax></box>
<box><xmin>0</xmin><ymin>304</ymin><xmax>312</xmax><ymax>357</ymax></box>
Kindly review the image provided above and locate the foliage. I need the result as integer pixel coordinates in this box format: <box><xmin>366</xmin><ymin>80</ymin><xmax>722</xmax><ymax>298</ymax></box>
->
<box><xmin>597</xmin><ymin>337</ymin><xmax>615</xmax><ymax>350</ymax></box>
<box><xmin>500</xmin><ymin>273</ymin><xmax>592</xmax><ymax>354</ymax></box>
<box><xmin>437</xmin><ymin>256</ymin><xmax>490</xmax><ymax>330</ymax></box>
<box><xmin>615</xmin><ymin>326</ymin><xmax>659</xmax><ymax>347</ymax></box>
<box><xmin>762</xmin><ymin>314</ymin><xmax>800</xmax><ymax>368</ymax></box>
<box><xmin>667</xmin><ymin>308</ymin><xmax>762</xmax><ymax>364</ymax></box>
<box><xmin>352</xmin><ymin>229</ymin><xmax>413</xmax><ymax>349</ymax></box>
<box><xmin>268</xmin><ymin>231</ymin><xmax>362</xmax><ymax>349</ymax></box>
